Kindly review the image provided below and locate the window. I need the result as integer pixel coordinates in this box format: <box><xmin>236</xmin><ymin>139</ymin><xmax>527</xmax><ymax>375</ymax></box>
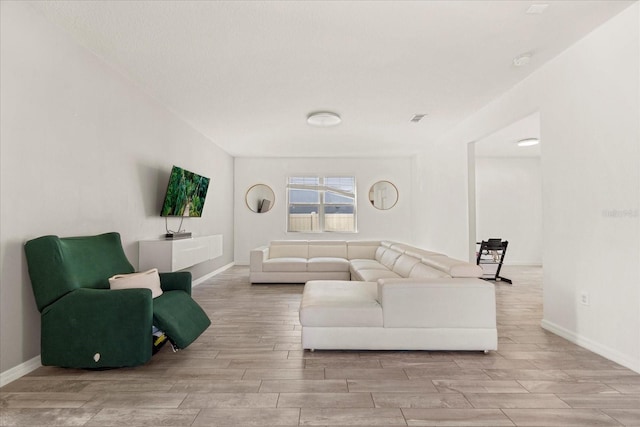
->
<box><xmin>287</xmin><ymin>176</ymin><xmax>356</xmax><ymax>232</ymax></box>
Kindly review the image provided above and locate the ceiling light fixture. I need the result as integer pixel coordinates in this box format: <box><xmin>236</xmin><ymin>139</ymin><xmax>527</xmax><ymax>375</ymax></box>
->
<box><xmin>307</xmin><ymin>111</ymin><xmax>341</xmax><ymax>127</ymax></box>
<box><xmin>517</xmin><ymin>138</ymin><xmax>540</xmax><ymax>147</ymax></box>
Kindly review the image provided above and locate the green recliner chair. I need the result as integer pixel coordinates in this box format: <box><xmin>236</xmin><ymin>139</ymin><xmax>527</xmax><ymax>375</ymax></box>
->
<box><xmin>24</xmin><ymin>232</ymin><xmax>211</xmax><ymax>369</ymax></box>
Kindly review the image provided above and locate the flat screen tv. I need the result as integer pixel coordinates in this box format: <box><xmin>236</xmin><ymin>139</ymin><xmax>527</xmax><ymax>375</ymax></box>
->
<box><xmin>160</xmin><ymin>165</ymin><xmax>210</xmax><ymax>217</ymax></box>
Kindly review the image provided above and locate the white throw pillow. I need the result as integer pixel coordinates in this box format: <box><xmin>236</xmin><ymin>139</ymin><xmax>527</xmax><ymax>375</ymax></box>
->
<box><xmin>109</xmin><ymin>268</ymin><xmax>163</xmax><ymax>299</ymax></box>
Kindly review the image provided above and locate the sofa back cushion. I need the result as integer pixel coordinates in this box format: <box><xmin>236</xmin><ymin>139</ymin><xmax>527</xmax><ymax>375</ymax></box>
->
<box><xmin>270</xmin><ymin>240</ymin><xmax>309</xmax><ymax>259</ymax></box>
<box><xmin>379</xmin><ymin>248</ymin><xmax>402</xmax><ymax>270</ymax></box>
<box><xmin>347</xmin><ymin>241</ymin><xmax>380</xmax><ymax>260</ymax></box>
<box><xmin>408</xmin><ymin>263</ymin><xmax>451</xmax><ymax>279</ymax></box>
<box><xmin>300</xmin><ymin>281</ymin><xmax>383</xmax><ymax>327</ymax></box>
<box><xmin>404</xmin><ymin>248</ymin><xmax>444</xmax><ymax>259</ymax></box>
<box><xmin>24</xmin><ymin>232</ymin><xmax>135</xmax><ymax>312</ymax></box>
<box><xmin>422</xmin><ymin>255</ymin><xmax>483</xmax><ymax>278</ymax></box>
<box><xmin>308</xmin><ymin>241</ymin><xmax>347</xmax><ymax>258</ymax></box>
<box><xmin>392</xmin><ymin>254</ymin><xmax>421</xmax><ymax>277</ymax></box>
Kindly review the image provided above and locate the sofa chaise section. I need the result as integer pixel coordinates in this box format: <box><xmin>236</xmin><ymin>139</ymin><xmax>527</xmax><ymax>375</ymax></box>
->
<box><xmin>299</xmin><ymin>278</ymin><xmax>497</xmax><ymax>352</ymax></box>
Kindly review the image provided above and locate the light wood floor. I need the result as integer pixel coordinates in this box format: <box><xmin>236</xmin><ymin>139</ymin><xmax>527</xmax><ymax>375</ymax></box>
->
<box><xmin>2</xmin><ymin>266</ymin><xmax>640</xmax><ymax>426</ymax></box>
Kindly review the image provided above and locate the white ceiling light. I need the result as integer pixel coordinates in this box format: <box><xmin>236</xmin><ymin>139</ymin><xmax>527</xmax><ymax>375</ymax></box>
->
<box><xmin>517</xmin><ymin>138</ymin><xmax>540</xmax><ymax>147</ymax></box>
<box><xmin>307</xmin><ymin>111</ymin><xmax>341</xmax><ymax>127</ymax></box>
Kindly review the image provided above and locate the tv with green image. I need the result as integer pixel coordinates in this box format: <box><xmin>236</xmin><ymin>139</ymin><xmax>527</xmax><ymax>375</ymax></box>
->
<box><xmin>160</xmin><ymin>165</ymin><xmax>210</xmax><ymax>217</ymax></box>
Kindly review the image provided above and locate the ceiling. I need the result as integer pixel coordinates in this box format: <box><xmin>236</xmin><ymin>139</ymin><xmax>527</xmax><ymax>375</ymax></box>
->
<box><xmin>27</xmin><ymin>0</ymin><xmax>634</xmax><ymax>158</ymax></box>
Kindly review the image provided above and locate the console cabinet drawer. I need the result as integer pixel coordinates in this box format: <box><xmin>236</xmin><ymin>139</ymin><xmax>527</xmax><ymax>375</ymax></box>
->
<box><xmin>139</xmin><ymin>235</ymin><xmax>223</xmax><ymax>272</ymax></box>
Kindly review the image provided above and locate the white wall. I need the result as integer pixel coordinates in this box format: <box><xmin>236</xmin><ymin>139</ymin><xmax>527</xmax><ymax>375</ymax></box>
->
<box><xmin>411</xmin><ymin>141</ymin><xmax>472</xmax><ymax>261</ymax></box>
<box><xmin>0</xmin><ymin>2</ymin><xmax>234</xmax><ymax>375</ymax></box>
<box><xmin>234</xmin><ymin>157</ymin><xmax>413</xmax><ymax>263</ymax></box>
<box><xmin>413</xmin><ymin>3</ymin><xmax>640</xmax><ymax>371</ymax></box>
<box><xmin>475</xmin><ymin>157</ymin><xmax>543</xmax><ymax>265</ymax></box>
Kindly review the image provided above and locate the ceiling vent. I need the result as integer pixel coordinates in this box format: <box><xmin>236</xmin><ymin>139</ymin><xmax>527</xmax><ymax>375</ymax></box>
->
<box><xmin>513</xmin><ymin>53</ymin><xmax>532</xmax><ymax>67</ymax></box>
<box><xmin>410</xmin><ymin>114</ymin><xmax>427</xmax><ymax>123</ymax></box>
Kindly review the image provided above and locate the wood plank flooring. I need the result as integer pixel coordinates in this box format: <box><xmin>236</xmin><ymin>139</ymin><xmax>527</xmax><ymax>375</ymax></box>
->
<box><xmin>2</xmin><ymin>265</ymin><xmax>640</xmax><ymax>426</ymax></box>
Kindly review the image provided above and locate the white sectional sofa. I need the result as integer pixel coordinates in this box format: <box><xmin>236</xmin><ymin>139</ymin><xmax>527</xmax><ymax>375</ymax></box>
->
<box><xmin>250</xmin><ymin>239</ymin><xmax>497</xmax><ymax>352</ymax></box>
<box><xmin>250</xmin><ymin>240</ymin><xmax>483</xmax><ymax>283</ymax></box>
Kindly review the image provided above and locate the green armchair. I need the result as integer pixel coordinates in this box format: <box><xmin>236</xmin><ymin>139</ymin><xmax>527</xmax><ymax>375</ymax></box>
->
<box><xmin>24</xmin><ymin>232</ymin><xmax>211</xmax><ymax>369</ymax></box>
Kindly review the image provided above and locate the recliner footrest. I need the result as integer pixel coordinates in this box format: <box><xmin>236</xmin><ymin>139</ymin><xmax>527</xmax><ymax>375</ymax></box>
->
<box><xmin>153</xmin><ymin>291</ymin><xmax>211</xmax><ymax>349</ymax></box>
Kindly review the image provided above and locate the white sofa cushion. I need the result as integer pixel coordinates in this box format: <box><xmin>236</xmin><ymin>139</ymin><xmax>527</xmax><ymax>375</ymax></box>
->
<box><xmin>299</xmin><ymin>281</ymin><xmax>382</xmax><ymax>327</ymax></box>
<box><xmin>379</xmin><ymin>248</ymin><xmax>402</xmax><ymax>270</ymax></box>
<box><xmin>347</xmin><ymin>241</ymin><xmax>380</xmax><ymax>260</ymax></box>
<box><xmin>109</xmin><ymin>268</ymin><xmax>163</xmax><ymax>299</ymax></box>
<box><xmin>378</xmin><ymin>278</ymin><xmax>496</xmax><ymax>329</ymax></box>
<box><xmin>422</xmin><ymin>255</ymin><xmax>483</xmax><ymax>278</ymax></box>
<box><xmin>392</xmin><ymin>254</ymin><xmax>421</xmax><ymax>277</ymax></box>
<box><xmin>308</xmin><ymin>241</ymin><xmax>347</xmax><ymax>258</ymax></box>
<box><xmin>408</xmin><ymin>263</ymin><xmax>451</xmax><ymax>279</ymax></box>
<box><xmin>270</xmin><ymin>240</ymin><xmax>309</xmax><ymax>259</ymax></box>
<box><xmin>308</xmin><ymin>257</ymin><xmax>350</xmax><ymax>272</ymax></box>
<box><xmin>404</xmin><ymin>248</ymin><xmax>444</xmax><ymax>259</ymax></box>
<box><xmin>350</xmin><ymin>259</ymin><xmax>388</xmax><ymax>271</ymax></box>
<box><xmin>357</xmin><ymin>269</ymin><xmax>402</xmax><ymax>282</ymax></box>
<box><xmin>389</xmin><ymin>243</ymin><xmax>420</xmax><ymax>254</ymax></box>
<box><xmin>263</xmin><ymin>258</ymin><xmax>307</xmax><ymax>272</ymax></box>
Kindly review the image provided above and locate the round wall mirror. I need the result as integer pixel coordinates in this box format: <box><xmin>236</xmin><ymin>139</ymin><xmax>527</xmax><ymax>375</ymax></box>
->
<box><xmin>369</xmin><ymin>181</ymin><xmax>398</xmax><ymax>210</ymax></box>
<box><xmin>246</xmin><ymin>184</ymin><xmax>275</xmax><ymax>213</ymax></box>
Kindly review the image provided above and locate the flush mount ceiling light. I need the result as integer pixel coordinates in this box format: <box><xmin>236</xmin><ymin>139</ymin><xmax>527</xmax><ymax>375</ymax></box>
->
<box><xmin>517</xmin><ymin>138</ymin><xmax>540</xmax><ymax>147</ymax></box>
<box><xmin>307</xmin><ymin>111</ymin><xmax>341</xmax><ymax>127</ymax></box>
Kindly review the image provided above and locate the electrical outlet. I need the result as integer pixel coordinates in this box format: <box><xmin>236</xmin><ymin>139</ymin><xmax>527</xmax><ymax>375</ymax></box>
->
<box><xmin>580</xmin><ymin>292</ymin><xmax>590</xmax><ymax>306</ymax></box>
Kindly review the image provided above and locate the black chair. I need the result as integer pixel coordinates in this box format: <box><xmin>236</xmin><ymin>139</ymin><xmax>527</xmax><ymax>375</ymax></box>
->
<box><xmin>476</xmin><ymin>239</ymin><xmax>512</xmax><ymax>284</ymax></box>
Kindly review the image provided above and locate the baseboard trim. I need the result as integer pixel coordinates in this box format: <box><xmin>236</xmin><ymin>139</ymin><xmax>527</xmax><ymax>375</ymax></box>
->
<box><xmin>192</xmin><ymin>262</ymin><xmax>235</xmax><ymax>287</ymax></box>
<box><xmin>503</xmin><ymin>263</ymin><xmax>543</xmax><ymax>267</ymax></box>
<box><xmin>1</xmin><ymin>355</ymin><xmax>41</xmax><ymax>387</ymax></box>
<box><xmin>541</xmin><ymin>319</ymin><xmax>640</xmax><ymax>374</ymax></box>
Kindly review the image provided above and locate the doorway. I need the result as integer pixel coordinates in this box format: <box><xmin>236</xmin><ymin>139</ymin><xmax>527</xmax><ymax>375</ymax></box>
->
<box><xmin>468</xmin><ymin>112</ymin><xmax>542</xmax><ymax>274</ymax></box>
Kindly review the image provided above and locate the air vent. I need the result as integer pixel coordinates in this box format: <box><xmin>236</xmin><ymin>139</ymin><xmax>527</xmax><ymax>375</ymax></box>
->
<box><xmin>410</xmin><ymin>114</ymin><xmax>427</xmax><ymax>123</ymax></box>
<box><xmin>513</xmin><ymin>53</ymin><xmax>532</xmax><ymax>67</ymax></box>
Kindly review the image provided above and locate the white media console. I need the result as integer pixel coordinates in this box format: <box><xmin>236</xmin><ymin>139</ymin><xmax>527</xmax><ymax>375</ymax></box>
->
<box><xmin>139</xmin><ymin>234</ymin><xmax>223</xmax><ymax>272</ymax></box>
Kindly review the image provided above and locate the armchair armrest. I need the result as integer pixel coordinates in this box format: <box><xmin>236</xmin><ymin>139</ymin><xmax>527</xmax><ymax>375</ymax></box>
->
<box><xmin>159</xmin><ymin>271</ymin><xmax>192</xmax><ymax>295</ymax></box>
<box><xmin>250</xmin><ymin>246</ymin><xmax>269</xmax><ymax>272</ymax></box>
<box><xmin>41</xmin><ymin>288</ymin><xmax>153</xmax><ymax>368</ymax></box>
